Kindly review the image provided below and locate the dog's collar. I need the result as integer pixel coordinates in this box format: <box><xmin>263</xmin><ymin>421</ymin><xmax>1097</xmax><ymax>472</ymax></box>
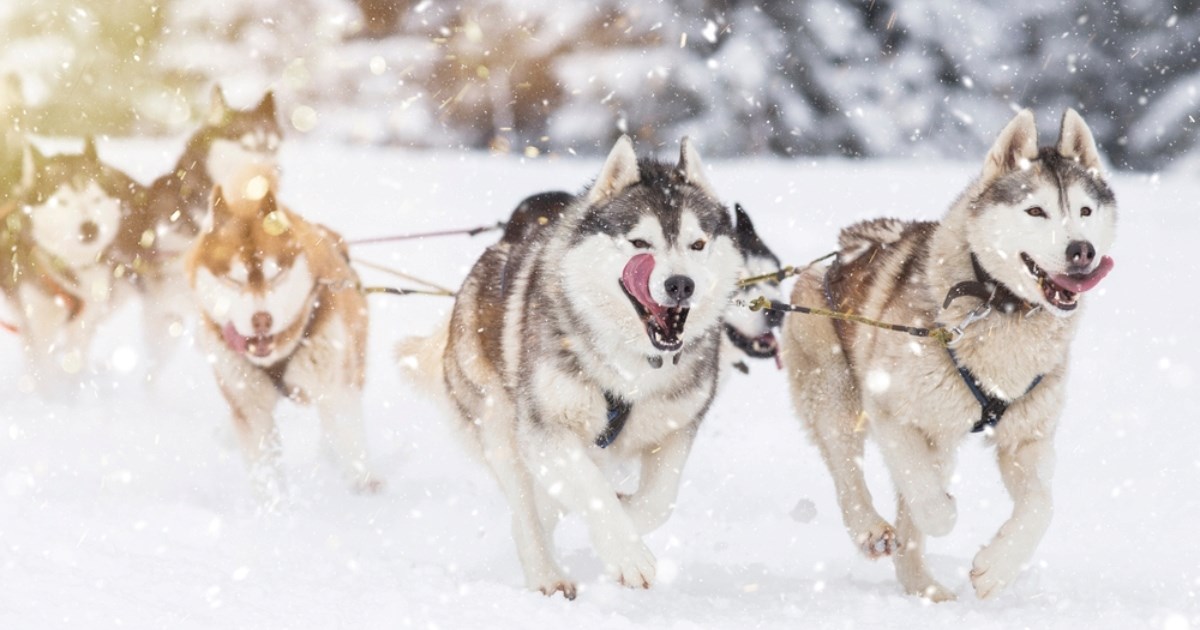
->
<box><xmin>943</xmin><ymin>253</ymin><xmax>1033</xmax><ymax>315</ymax></box>
<box><xmin>947</xmin><ymin>346</ymin><xmax>1043</xmax><ymax>433</ymax></box>
<box><xmin>595</xmin><ymin>391</ymin><xmax>632</xmax><ymax>449</ymax></box>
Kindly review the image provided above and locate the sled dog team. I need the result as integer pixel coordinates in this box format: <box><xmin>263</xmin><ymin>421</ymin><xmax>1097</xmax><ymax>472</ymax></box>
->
<box><xmin>1</xmin><ymin>80</ymin><xmax>1116</xmax><ymax>602</ymax></box>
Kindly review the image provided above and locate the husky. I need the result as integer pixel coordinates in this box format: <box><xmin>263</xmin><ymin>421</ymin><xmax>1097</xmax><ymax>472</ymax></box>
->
<box><xmin>500</xmin><ymin>192</ymin><xmax>783</xmax><ymax>374</ymax></box>
<box><xmin>397</xmin><ymin>137</ymin><xmax>741</xmax><ymax>598</ymax></box>
<box><xmin>0</xmin><ymin>138</ymin><xmax>145</xmax><ymax>390</ymax></box>
<box><xmin>779</xmin><ymin>109</ymin><xmax>1116</xmax><ymax>601</ymax></box>
<box><xmin>186</xmin><ymin>181</ymin><xmax>381</xmax><ymax>505</ymax></box>
<box><xmin>134</xmin><ymin>86</ymin><xmax>282</xmax><ymax>371</ymax></box>
<box><xmin>722</xmin><ymin>203</ymin><xmax>784</xmax><ymax>374</ymax></box>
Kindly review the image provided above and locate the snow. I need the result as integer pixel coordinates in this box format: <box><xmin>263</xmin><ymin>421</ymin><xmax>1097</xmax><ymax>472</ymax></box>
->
<box><xmin>2</xmin><ymin>139</ymin><xmax>1198</xmax><ymax>629</ymax></box>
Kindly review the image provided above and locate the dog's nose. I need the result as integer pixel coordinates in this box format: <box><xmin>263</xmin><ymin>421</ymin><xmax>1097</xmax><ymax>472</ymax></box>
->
<box><xmin>1066</xmin><ymin>240</ymin><xmax>1096</xmax><ymax>268</ymax></box>
<box><xmin>79</xmin><ymin>220</ymin><xmax>99</xmax><ymax>244</ymax></box>
<box><xmin>765</xmin><ymin>308</ymin><xmax>784</xmax><ymax>329</ymax></box>
<box><xmin>251</xmin><ymin>311</ymin><xmax>273</xmax><ymax>335</ymax></box>
<box><xmin>664</xmin><ymin>275</ymin><xmax>695</xmax><ymax>302</ymax></box>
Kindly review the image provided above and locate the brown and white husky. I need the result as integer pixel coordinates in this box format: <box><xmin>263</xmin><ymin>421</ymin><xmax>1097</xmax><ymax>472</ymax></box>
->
<box><xmin>135</xmin><ymin>86</ymin><xmax>282</xmax><ymax>371</ymax></box>
<box><xmin>780</xmin><ymin>109</ymin><xmax>1117</xmax><ymax>601</ymax></box>
<box><xmin>185</xmin><ymin>180</ymin><xmax>381</xmax><ymax>506</ymax></box>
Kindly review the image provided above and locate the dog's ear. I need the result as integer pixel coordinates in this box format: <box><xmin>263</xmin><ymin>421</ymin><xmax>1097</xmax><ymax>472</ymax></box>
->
<box><xmin>734</xmin><ymin>203</ymin><xmax>756</xmax><ymax>239</ymax></box>
<box><xmin>207</xmin><ymin>85</ymin><xmax>230</xmax><ymax>126</ymax></box>
<box><xmin>257</xmin><ymin>189</ymin><xmax>292</xmax><ymax>236</ymax></box>
<box><xmin>82</xmin><ymin>136</ymin><xmax>98</xmax><ymax>162</ymax></box>
<box><xmin>678</xmin><ymin>137</ymin><xmax>717</xmax><ymax>198</ymax></box>
<box><xmin>982</xmin><ymin>109</ymin><xmax>1039</xmax><ymax>183</ymax></box>
<box><xmin>586</xmin><ymin>135</ymin><xmax>640</xmax><ymax>204</ymax></box>
<box><xmin>258</xmin><ymin>188</ymin><xmax>278</xmax><ymax>217</ymax></box>
<box><xmin>1057</xmin><ymin>108</ymin><xmax>1103</xmax><ymax>174</ymax></box>
<box><xmin>256</xmin><ymin>90</ymin><xmax>277</xmax><ymax>120</ymax></box>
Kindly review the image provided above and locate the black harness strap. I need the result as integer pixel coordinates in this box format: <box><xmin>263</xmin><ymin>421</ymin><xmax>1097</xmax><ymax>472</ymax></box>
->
<box><xmin>944</xmin><ymin>254</ymin><xmax>1032</xmax><ymax>313</ymax></box>
<box><xmin>947</xmin><ymin>346</ymin><xmax>1044</xmax><ymax>433</ymax></box>
<box><xmin>595</xmin><ymin>391</ymin><xmax>632</xmax><ymax>448</ymax></box>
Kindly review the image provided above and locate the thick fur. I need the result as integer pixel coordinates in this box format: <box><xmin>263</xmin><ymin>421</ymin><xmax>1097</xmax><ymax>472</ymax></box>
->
<box><xmin>0</xmin><ymin>139</ymin><xmax>145</xmax><ymax>392</ymax></box>
<box><xmin>478</xmin><ymin>191</ymin><xmax>784</xmax><ymax>376</ymax></box>
<box><xmin>186</xmin><ymin>182</ymin><xmax>379</xmax><ymax>506</ymax></box>
<box><xmin>398</xmin><ymin>137</ymin><xmax>741</xmax><ymax>598</ymax></box>
<box><xmin>133</xmin><ymin>87</ymin><xmax>282</xmax><ymax>372</ymax></box>
<box><xmin>780</xmin><ymin>109</ymin><xmax>1117</xmax><ymax>601</ymax></box>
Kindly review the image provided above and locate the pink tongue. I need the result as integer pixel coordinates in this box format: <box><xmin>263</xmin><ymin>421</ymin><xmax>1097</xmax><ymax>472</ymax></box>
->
<box><xmin>222</xmin><ymin>321</ymin><xmax>248</xmax><ymax>354</ymax></box>
<box><xmin>621</xmin><ymin>253</ymin><xmax>667</xmax><ymax>328</ymax></box>
<box><xmin>1051</xmin><ymin>255</ymin><xmax>1114</xmax><ymax>293</ymax></box>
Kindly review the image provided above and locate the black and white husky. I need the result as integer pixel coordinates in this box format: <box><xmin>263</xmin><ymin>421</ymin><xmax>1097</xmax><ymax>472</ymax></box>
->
<box><xmin>780</xmin><ymin>109</ymin><xmax>1117</xmax><ymax>601</ymax></box>
<box><xmin>0</xmin><ymin>139</ymin><xmax>145</xmax><ymax>391</ymax></box>
<box><xmin>398</xmin><ymin>137</ymin><xmax>743</xmax><ymax>598</ymax></box>
<box><xmin>134</xmin><ymin>86</ymin><xmax>282</xmax><ymax>369</ymax></box>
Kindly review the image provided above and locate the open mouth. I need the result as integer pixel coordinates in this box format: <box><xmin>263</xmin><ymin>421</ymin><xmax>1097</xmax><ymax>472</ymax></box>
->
<box><xmin>222</xmin><ymin>322</ymin><xmax>276</xmax><ymax>359</ymax></box>
<box><xmin>724</xmin><ymin>324</ymin><xmax>778</xmax><ymax>360</ymax></box>
<box><xmin>619</xmin><ymin>253</ymin><xmax>689</xmax><ymax>352</ymax></box>
<box><xmin>1020</xmin><ymin>252</ymin><xmax>1114</xmax><ymax>311</ymax></box>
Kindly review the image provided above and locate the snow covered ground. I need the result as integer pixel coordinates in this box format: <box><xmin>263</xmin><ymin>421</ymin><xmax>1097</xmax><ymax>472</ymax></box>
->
<box><xmin>1</xmin><ymin>138</ymin><xmax>1197</xmax><ymax>629</ymax></box>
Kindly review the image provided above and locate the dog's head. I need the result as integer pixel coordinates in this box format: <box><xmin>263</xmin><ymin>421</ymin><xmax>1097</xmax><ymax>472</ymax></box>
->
<box><xmin>966</xmin><ymin>109</ymin><xmax>1117</xmax><ymax>316</ymax></box>
<box><xmin>203</xmin><ymin>86</ymin><xmax>282</xmax><ymax>200</ymax></box>
<box><xmin>723</xmin><ymin>203</ymin><xmax>783</xmax><ymax>362</ymax></box>
<box><xmin>560</xmin><ymin>136</ymin><xmax>740</xmax><ymax>358</ymax></box>
<box><xmin>21</xmin><ymin>138</ymin><xmax>141</xmax><ymax>269</ymax></box>
<box><xmin>189</xmin><ymin>187</ymin><xmax>317</xmax><ymax>365</ymax></box>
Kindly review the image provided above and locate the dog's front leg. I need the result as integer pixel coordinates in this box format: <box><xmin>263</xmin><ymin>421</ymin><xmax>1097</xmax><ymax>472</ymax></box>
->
<box><xmin>621</xmin><ymin>426</ymin><xmax>698</xmax><ymax>535</ymax></box>
<box><xmin>206</xmin><ymin>331</ymin><xmax>286</xmax><ymax>508</ymax></box>
<box><xmin>971</xmin><ymin>436</ymin><xmax>1055</xmax><ymax>599</ymax></box>
<box><xmin>870</xmin><ymin>416</ymin><xmax>957</xmax><ymax>537</ymax></box>
<box><xmin>315</xmin><ymin>389</ymin><xmax>384</xmax><ymax>494</ymax></box>
<box><xmin>519</xmin><ymin>412</ymin><xmax>656</xmax><ymax>589</ymax></box>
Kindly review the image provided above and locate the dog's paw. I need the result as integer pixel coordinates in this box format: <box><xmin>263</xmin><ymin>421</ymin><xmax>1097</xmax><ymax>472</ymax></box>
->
<box><xmin>595</xmin><ymin>535</ymin><xmax>656</xmax><ymax>589</ymax></box>
<box><xmin>351</xmin><ymin>475</ymin><xmax>385</xmax><ymax>495</ymax></box>
<box><xmin>536</xmin><ymin>579</ymin><xmax>578</xmax><ymax>600</ymax></box>
<box><xmin>909</xmin><ymin>492</ymin><xmax>957</xmax><ymax>537</ymax></box>
<box><xmin>911</xmin><ymin>582</ymin><xmax>957</xmax><ymax>603</ymax></box>
<box><xmin>852</xmin><ymin>521</ymin><xmax>899</xmax><ymax>559</ymax></box>
<box><xmin>970</xmin><ymin>543</ymin><xmax>1022</xmax><ymax>599</ymax></box>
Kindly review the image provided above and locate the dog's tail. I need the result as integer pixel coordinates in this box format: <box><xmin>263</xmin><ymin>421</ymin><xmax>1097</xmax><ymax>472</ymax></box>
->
<box><xmin>395</xmin><ymin>315</ymin><xmax>450</xmax><ymax>402</ymax></box>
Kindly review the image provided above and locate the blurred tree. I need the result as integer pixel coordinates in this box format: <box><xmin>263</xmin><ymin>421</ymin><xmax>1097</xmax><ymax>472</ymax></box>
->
<box><xmin>0</xmin><ymin>0</ymin><xmax>1195</xmax><ymax>169</ymax></box>
<box><xmin>0</xmin><ymin>0</ymin><xmax>163</xmax><ymax>135</ymax></box>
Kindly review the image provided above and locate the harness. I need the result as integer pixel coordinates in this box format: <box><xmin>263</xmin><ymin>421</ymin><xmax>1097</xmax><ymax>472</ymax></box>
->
<box><xmin>595</xmin><ymin>391</ymin><xmax>632</xmax><ymax>449</ymax></box>
<box><xmin>947</xmin><ymin>346</ymin><xmax>1044</xmax><ymax>433</ymax></box>
<box><xmin>942</xmin><ymin>254</ymin><xmax>1045</xmax><ymax>433</ymax></box>
<box><xmin>813</xmin><ymin>250</ymin><xmax>1046</xmax><ymax>434</ymax></box>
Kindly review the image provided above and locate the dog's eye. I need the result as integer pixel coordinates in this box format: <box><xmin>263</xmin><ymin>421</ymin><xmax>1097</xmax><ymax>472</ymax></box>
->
<box><xmin>690</xmin><ymin>239</ymin><xmax>706</xmax><ymax>251</ymax></box>
<box><xmin>1080</xmin><ymin>206</ymin><xmax>1093</xmax><ymax>217</ymax></box>
<box><xmin>1025</xmin><ymin>206</ymin><xmax>1046</xmax><ymax>218</ymax></box>
<box><xmin>629</xmin><ymin>239</ymin><xmax>652</xmax><ymax>249</ymax></box>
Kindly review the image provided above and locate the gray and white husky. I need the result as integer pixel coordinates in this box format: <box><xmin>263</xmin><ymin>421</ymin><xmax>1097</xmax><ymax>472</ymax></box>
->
<box><xmin>780</xmin><ymin>109</ymin><xmax>1116</xmax><ymax>601</ymax></box>
<box><xmin>398</xmin><ymin>137</ymin><xmax>742</xmax><ymax>598</ymax></box>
